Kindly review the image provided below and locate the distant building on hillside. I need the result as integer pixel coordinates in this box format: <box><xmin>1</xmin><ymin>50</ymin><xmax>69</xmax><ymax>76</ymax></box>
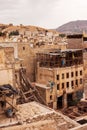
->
<box><xmin>67</xmin><ymin>34</ymin><xmax>83</xmax><ymax>49</ymax></box>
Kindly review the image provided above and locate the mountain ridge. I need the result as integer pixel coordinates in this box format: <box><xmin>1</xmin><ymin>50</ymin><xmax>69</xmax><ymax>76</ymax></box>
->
<box><xmin>56</xmin><ymin>20</ymin><xmax>87</xmax><ymax>34</ymax></box>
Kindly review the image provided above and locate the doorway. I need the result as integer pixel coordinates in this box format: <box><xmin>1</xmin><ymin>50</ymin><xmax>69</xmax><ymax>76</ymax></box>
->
<box><xmin>57</xmin><ymin>96</ymin><xmax>63</xmax><ymax>109</ymax></box>
<box><xmin>67</xmin><ymin>93</ymin><xmax>73</xmax><ymax>107</ymax></box>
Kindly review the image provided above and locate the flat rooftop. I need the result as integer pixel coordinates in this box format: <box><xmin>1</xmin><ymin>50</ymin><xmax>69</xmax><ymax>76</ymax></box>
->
<box><xmin>37</xmin><ymin>49</ymin><xmax>82</xmax><ymax>55</ymax></box>
<box><xmin>35</xmin><ymin>83</ymin><xmax>50</xmax><ymax>89</ymax></box>
<box><xmin>0</xmin><ymin>102</ymin><xmax>79</xmax><ymax>130</ymax></box>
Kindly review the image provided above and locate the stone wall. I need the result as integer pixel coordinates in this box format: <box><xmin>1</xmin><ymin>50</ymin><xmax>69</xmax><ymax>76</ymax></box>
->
<box><xmin>67</xmin><ymin>38</ymin><xmax>83</xmax><ymax>49</ymax></box>
<box><xmin>36</xmin><ymin>85</ymin><xmax>46</xmax><ymax>101</ymax></box>
<box><xmin>0</xmin><ymin>47</ymin><xmax>14</xmax><ymax>86</ymax></box>
<box><xmin>35</xmin><ymin>84</ymin><xmax>57</xmax><ymax>109</ymax></box>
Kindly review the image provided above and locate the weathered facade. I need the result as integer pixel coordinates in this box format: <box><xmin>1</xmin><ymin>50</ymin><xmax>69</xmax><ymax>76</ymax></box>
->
<box><xmin>36</xmin><ymin>49</ymin><xmax>83</xmax><ymax>109</ymax></box>
<box><xmin>67</xmin><ymin>33</ymin><xmax>87</xmax><ymax>99</ymax></box>
<box><xmin>67</xmin><ymin>34</ymin><xmax>83</xmax><ymax>49</ymax></box>
<box><xmin>0</xmin><ymin>42</ymin><xmax>67</xmax><ymax>82</ymax></box>
<box><xmin>66</xmin><ymin>33</ymin><xmax>87</xmax><ymax>49</ymax></box>
<box><xmin>17</xmin><ymin>42</ymin><xmax>67</xmax><ymax>81</ymax></box>
<box><xmin>0</xmin><ymin>47</ymin><xmax>15</xmax><ymax>86</ymax></box>
<box><xmin>0</xmin><ymin>46</ymin><xmax>20</xmax><ymax>114</ymax></box>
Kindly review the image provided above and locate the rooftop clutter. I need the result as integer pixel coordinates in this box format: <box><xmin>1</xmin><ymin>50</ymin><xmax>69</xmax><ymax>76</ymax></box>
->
<box><xmin>36</xmin><ymin>49</ymin><xmax>83</xmax><ymax>68</ymax></box>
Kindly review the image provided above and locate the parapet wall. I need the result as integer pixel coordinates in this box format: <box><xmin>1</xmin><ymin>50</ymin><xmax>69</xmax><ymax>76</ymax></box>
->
<box><xmin>70</xmin><ymin>124</ymin><xmax>87</xmax><ymax>130</ymax></box>
<box><xmin>0</xmin><ymin>120</ymin><xmax>58</xmax><ymax>130</ymax></box>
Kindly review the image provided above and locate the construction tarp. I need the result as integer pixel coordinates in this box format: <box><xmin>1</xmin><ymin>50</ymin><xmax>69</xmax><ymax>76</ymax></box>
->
<box><xmin>0</xmin><ymin>84</ymin><xmax>18</xmax><ymax>97</ymax></box>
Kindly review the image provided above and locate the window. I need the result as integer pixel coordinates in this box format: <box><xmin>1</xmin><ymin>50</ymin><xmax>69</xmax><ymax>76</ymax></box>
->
<box><xmin>56</xmin><ymin>75</ymin><xmax>59</xmax><ymax>80</ymax></box>
<box><xmin>76</xmin><ymin>79</ymin><xmax>78</xmax><ymax>85</ymax></box>
<box><xmin>66</xmin><ymin>73</ymin><xmax>69</xmax><ymax>78</ymax></box>
<box><xmin>71</xmin><ymin>72</ymin><xmax>74</xmax><ymax>77</ymax></box>
<box><xmin>71</xmin><ymin>81</ymin><xmax>74</xmax><ymax>86</ymax></box>
<box><xmin>80</xmin><ymin>70</ymin><xmax>82</xmax><ymax>75</ymax></box>
<box><xmin>62</xmin><ymin>83</ymin><xmax>64</xmax><ymax>89</ymax></box>
<box><xmin>66</xmin><ymin>82</ymin><xmax>69</xmax><ymax>88</ymax></box>
<box><xmin>57</xmin><ymin>84</ymin><xmax>59</xmax><ymax>90</ymax></box>
<box><xmin>80</xmin><ymin>78</ymin><xmax>83</xmax><ymax>84</ymax></box>
<box><xmin>50</xmin><ymin>95</ymin><xmax>52</xmax><ymax>100</ymax></box>
<box><xmin>62</xmin><ymin>73</ymin><xmax>64</xmax><ymax>79</ymax></box>
<box><xmin>76</xmin><ymin>71</ymin><xmax>78</xmax><ymax>76</ymax></box>
<box><xmin>23</xmin><ymin>46</ymin><xmax>25</xmax><ymax>50</ymax></box>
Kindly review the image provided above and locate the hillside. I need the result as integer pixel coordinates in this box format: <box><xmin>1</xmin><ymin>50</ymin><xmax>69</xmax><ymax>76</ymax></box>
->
<box><xmin>56</xmin><ymin>20</ymin><xmax>87</xmax><ymax>34</ymax></box>
<box><xmin>0</xmin><ymin>23</ymin><xmax>61</xmax><ymax>45</ymax></box>
<box><xmin>0</xmin><ymin>24</ymin><xmax>58</xmax><ymax>34</ymax></box>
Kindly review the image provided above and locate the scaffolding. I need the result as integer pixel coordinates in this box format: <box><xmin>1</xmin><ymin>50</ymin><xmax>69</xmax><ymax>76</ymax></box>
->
<box><xmin>36</xmin><ymin>49</ymin><xmax>83</xmax><ymax>68</ymax></box>
<box><xmin>17</xmin><ymin>68</ymin><xmax>46</xmax><ymax>105</ymax></box>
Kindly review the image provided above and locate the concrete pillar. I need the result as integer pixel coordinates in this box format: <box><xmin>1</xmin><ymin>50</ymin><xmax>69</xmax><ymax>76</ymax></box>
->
<box><xmin>63</xmin><ymin>93</ymin><xmax>67</xmax><ymax>108</ymax></box>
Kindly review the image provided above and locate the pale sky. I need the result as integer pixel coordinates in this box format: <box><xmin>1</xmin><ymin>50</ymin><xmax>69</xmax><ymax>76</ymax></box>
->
<box><xmin>0</xmin><ymin>0</ymin><xmax>87</xmax><ymax>29</ymax></box>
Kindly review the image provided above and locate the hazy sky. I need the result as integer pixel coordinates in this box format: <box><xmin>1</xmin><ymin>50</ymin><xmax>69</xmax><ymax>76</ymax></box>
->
<box><xmin>0</xmin><ymin>0</ymin><xmax>87</xmax><ymax>29</ymax></box>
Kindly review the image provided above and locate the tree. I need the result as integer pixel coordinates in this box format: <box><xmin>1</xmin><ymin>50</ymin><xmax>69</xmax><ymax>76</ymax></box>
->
<box><xmin>9</xmin><ymin>30</ymin><xmax>19</xmax><ymax>36</ymax></box>
<box><xmin>59</xmin><ymin>34</ymin><xmax>66</xmax><ymax>38</ymax></box>
<box><xmin>0</xmin><ymin>32</ymin><xmax>6</xmax><ymax>37</ymax></box>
